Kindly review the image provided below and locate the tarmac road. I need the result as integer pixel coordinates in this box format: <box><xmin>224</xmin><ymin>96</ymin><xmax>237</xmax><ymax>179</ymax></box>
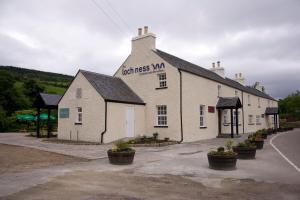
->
<box><xmin>271</xmin><ymin>128</ymin><xmax>300</xmax><ymax>172</ymax></box>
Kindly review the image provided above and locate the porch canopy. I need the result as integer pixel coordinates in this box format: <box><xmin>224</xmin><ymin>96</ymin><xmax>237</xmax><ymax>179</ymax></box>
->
<box><xmin>216</xmin><ymin>97</ymin><xmax>242</xmax><ymax>138</ymax></box>
<box><xmin>265</xmin><ymin>107</ymin><xmax>279</xmax><ymax>131</ymax></box>
<box><xmin>33</xmin><ymin>93</ymin><xmax>62</xmax><ymax>138</ymax></box>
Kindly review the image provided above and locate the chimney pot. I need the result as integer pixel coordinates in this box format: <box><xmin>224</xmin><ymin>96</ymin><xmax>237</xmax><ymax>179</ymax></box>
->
<box><xmin>138</xmin><ymin>28</ymin><xmax>142</xmax><ymax>36</ymax></box>
<box><xmin>144</xmin><ymin>26</ymin><xmax>148</xmax><ymax>34</ymax></box>
<box><xmin>235</xmin><ymin>74</ymin><xmax>238</xmax><ymax>78</ymax></box>
<box><xmin>217</xmin><ymin>61</ymin><xmax>220</xmax><ymax>67</ymax></box>
<box><xmin>239</xmin><ymin>73</ymin><xmax>242</xmax><ymax>78</ymax></box>
<box><xmin>212</xmin><ymin>62</ymin><xmax>215</xmax><ymax>68</ymax></box>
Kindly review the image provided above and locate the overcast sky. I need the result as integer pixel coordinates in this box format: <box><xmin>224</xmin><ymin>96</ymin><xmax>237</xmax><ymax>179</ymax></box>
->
<box><xmin>0</xmin><ymin>0</ymin><xmax>299</xmax><ymax>99</ymax></box>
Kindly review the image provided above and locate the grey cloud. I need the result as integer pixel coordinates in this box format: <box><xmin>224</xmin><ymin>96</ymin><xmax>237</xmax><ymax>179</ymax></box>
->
<box><xmin>0</xmin><ymin>0</ymin><xmax>299</xmax><ymax>99</ymax></box>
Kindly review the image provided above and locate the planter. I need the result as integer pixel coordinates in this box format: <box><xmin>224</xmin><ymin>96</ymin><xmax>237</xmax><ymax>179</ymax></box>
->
<box><xmin>232</xmin><ymin>146</ymin><xmax>256</xmax><ymax>159</ymax></box>
<box><xmin>107</xmin><ymin>149</ymin><xmax>135</xmax><ymax>165</ymax></box>
<box><xmin>207</xmin><ymin>154</ymin><xmax>237</xmax><ymax>170</ymax></box>
<box><xmin>251</xmin><ymin>140</ymin><xmax>264</xmax><ymax>149</ymax></box>
<box><xmin>261</xmin><ymin>134</ymin><xmax>268</xmax><ymax>139</ymax></box>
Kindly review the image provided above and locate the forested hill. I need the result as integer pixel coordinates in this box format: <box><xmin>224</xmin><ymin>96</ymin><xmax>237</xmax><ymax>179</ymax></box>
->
<box><xmin>0</xmin><ymin>66</ymin><xmax>74</xmax><ymax>131</ymax></box>
<box><xmin>0</xmin><ymin>66</ymin><xmax>73</xmax><ymax>84</ymax></box>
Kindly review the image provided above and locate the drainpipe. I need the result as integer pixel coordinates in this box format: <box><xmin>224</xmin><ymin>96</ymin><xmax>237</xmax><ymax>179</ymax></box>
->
<box><xmin>100</xmin><ymin>101</ymin><xmax>107</xmax><ymax>144</ymax></box>
<box><xmin>178</xmin><ymin>70</ymin><xmax>184</xmax><ymax>143</ymax></box>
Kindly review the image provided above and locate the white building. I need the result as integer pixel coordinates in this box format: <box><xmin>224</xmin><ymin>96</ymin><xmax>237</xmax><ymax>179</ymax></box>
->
<box><xmin>58</xmin><ymin>27</ymin><xmax>279</xmax><ymax>143</ymax></box>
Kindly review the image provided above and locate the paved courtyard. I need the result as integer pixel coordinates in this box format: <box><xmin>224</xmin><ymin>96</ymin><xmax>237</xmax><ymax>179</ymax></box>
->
<box><xmin>0</xmin><ymin>130</ymin><xmax>300</xmax><ymax>199</ymax></box>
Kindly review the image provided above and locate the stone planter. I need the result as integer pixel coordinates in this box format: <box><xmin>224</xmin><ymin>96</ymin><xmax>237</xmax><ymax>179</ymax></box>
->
<box><xmin>207</xmin><ymin>154</ymin><xmax>237</xmax><ymax>170</ymax></box>
<box><xmin>251</xmin><ymin>140</ymin><xmax>264</xmax><ymax>150</ymax></box>
<box><xmin>232</xmin><ymin>146</ymin><xmax>256</xmax><ymax>159</ymax></box>
<box><xmin>107</xmin><ymin>149</ymin><xmax>135</xmax><ymax>165</ymax></box>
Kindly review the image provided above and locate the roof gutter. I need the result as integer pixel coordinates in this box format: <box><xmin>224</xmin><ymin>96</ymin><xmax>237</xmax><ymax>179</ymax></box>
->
<box><xmin>178</xmin><ymin>69</ymin><xmax>184</xmax><ymax>143</ymax></box>
<box><xmin>100</xmin><ymin>101</ymin><xmax>107</xmax><ymax>144</ymax></box>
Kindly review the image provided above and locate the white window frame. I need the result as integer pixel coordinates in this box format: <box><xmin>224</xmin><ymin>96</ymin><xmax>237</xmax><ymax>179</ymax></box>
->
<box><xmin>76</xmin><ymin>107</ymin><xmax>82</xmax><ymax>124</ymax></box>
<box><xmin>248</xmin><ymin>95</ymin><xmax>251</xmax><ymax>106</ymax></box>
<box><xmin>199</xmin><ymin>105</ymin><xmax>206</xmax><ymax>127</ymax></box>
<box><xmin>248</xmin><ymin>115</ymin><xmax>253</xmax><ymax>124</ymax></box>
<box><xmin>217</xmin><ymin>85</ymin><xmax>221</xmax><ymax>97</ymax></box>
<box><xmin>256</xmin><ymin>115</ymin><xmax>260</xmax><ymax>125</ymax></box>
<box><xmin>223</xmin><ymin>110</ymin><xmax>228</xmax><ymax>124</ymax></box>
<box><xmin>235</xmin><ymin>90</ymin><xmax>238</xmax><ymax>97</ymax></box>
<box><xmin>76</xmin><ymin>88</ymin><xmax>82</xmax><ymax>99</ymax></box>
<box><xmin>158</xmin><ymin>73</ymin><xmax>167</xmax><ymax>88</ymax></box>
<box><xmin>156</xmin><ymin>105</ymin><xmax>167</xmax><ymax>126</ymax></box>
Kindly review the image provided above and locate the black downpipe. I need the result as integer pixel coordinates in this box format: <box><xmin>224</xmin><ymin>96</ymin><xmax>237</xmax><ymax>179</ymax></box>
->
<box><xmin>100</xmin><ymin>101</ymin><xmax>107</xmax><ymax>144</ymax></box>
<box><xmin>178</xmin><ymin>70</ymin><xmax>184</xmax><ymax>143</ymax></box>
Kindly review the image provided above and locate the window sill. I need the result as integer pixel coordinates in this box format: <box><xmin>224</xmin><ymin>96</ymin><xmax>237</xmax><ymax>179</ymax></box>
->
<box><xmin>154</xmin><ymin>126</ymin><xmax>168</xmax><ymax>128</ymax></box>
<box><xmin>223</xmin><ymin>123</ymin><xmax>230</xmax><ymax>126</ymax></box>
<box><xmin>200</xmin><ymin>126</ymin><xmax>207</xmax><ymax>129</ymax></box>
<box><xmin>74</xmin><ymin>122</ymin><xmax>82</xmax><ymax>125</ymax></box>
<box><xmin>155</xmin><ymin>86</ymin><xmax>168</xmax><ymax>90</ymax></box>
<box><xmin>256</xmin><ymin>123</ymin><xmax>262</xmax><ymax>125</ymax></box>
<box><xmin>248</xmin><ymin>123</ymin><xmax>255</xmax><ymax>125</ymax></box>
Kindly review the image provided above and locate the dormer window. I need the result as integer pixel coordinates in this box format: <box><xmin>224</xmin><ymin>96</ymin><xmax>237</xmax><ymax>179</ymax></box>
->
<box><xmin>157</xmin><ymin>73</ymin><xmax>167</xmax><ymax>89</ymax></box>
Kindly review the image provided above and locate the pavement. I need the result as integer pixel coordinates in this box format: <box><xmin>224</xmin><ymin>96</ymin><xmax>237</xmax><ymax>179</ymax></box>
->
<box><xmin>0</xmin><ymin>130</ymin><xmax>300</xmax><ymax>198</ymax></box>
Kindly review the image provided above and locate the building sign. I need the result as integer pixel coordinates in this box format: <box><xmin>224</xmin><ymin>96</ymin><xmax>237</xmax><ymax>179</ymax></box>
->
<box><xmin>208</xmin><ymin>106</ymin><xmax>215</xmax><ymax>113</ymax></box>
<box><xmin>59</xmin><ymin>108</ymin><xmax>69</xmax><ymax>118</ymax></box>
<box><xmin>122</xmin><ymin>62</ymin><xmax>165</xmax><ymax>76</ymax></box>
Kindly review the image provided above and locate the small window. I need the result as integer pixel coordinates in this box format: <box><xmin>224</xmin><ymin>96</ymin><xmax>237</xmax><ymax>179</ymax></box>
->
<box><xmin>256</xmin><ymin>115</ymin><xmax>260</xmax><ymax>124</ymax></box>
<box><xmin>248</xmin><ymin>115</ymin><xmax>253</xmax><ymax>124</ymax></box>
<box><xmin>217</xmin><ymin>85</ymin><xmax>221</xmax><ymax>97</ymax></box>
<box><xmin>200</xmin><ymin>105</ymin><xmax>206</xmax><ymax>127</ymax></box>
<box><xmin>157</xmin><ymin>105</ymin><xmax>167</xmax><ymax>126</ymax></box>
<box><xmin>248</xmin><ymin>95</ymin><xmax>251</xmax><ymax>106</ymax></box>
<box><xmin>235</xmin><ymin>90</ymin><xmax>238</xmax><ymax>97</ymax></box>
<box><xmin>76</xmin><ymin>88</ymin><xmax>82</xmax><ymax>99</ymax></box>
<box><xmin>158</xmin><ymin>73</ymin><xmax>167</xmax><ymax>88</ymax></box>
<box><xmin>258</xmin><ymin>98</ymin><xmax>261</xmax><ymax>108</ymax></box>
<box><xmin>76</xmin><ymin>107</ymin><xmax>82</xmax><ymax>124</ymax></box>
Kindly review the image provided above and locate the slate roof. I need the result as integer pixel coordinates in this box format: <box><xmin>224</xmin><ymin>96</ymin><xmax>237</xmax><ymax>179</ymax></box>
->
<box><xmin>265</xmin><ymin>107</ymin><xmax>278</xmax><ymax>115</ymax></box>
<box><xmin>80</xmin><ymin>70</ymin><xmax>145</xmax><ymax>105</ymax></box>
<box><xmin>216</xmin><ymin>97</ymin><xmax>242</xmax><ymax>109</ymax></box>
<box><xmin>39</xmin><ymin>93</ymin><xmax>62</xmax><ymax>106</ymax></box>
<box><xmin>154</xmin><ymin>49</ymin><xmax>276</xmax><ymax>101</ymax></box>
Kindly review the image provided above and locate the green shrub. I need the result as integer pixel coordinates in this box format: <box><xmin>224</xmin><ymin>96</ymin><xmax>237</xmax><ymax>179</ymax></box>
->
<box><xmin>112</xmin><ymin>140</ymin><xmax>133</xmax><ymax>152</ymax></box>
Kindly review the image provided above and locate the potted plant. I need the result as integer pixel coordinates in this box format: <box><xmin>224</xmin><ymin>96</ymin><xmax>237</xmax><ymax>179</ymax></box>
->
<box><xmin>248</xmin><ymin>134</ymin><xmax>264</xmax><ymax>150</ymax></box>
<box><xmin>207</xmin><ymin>140</ymin><xmax>237</xmax><ymax>170</ymax></box>
<box><xmin>257</xmin><ymin>129</ymin><xmax>268</xmax><ymax>139</ymax></box>
<box><xmin>107</xmin><ymin>140</ymin><xmax>135</xmax><ymax>165</ymax></box>
<box><xmin>232</xmin><ymin>140</ymin><xmax>257</xmax><ymax>159</ymax></box>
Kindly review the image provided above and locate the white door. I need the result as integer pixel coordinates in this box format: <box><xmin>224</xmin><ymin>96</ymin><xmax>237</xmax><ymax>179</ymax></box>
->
<box><xmin>126</xmin><ymin>107</ymin><xmax>135</xmax><ymax>137</ymax></box>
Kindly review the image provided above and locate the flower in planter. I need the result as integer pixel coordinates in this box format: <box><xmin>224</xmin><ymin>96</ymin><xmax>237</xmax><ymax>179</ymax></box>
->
<box><xmin>207</xmin><ymin>140</ymin><xmax>237</xmax><ymax>170</ymax></box>
<box><xmin>111</xmin><ymin>140</ymin><xmax>134</xmax><ymax>152</ymax></box>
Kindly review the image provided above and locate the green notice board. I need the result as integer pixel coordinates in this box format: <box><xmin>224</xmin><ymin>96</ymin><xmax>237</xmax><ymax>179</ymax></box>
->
<box><xmin>59</xmin><ymin>108</ymin><xmax>69</xmax><ymax>118</ymax></box>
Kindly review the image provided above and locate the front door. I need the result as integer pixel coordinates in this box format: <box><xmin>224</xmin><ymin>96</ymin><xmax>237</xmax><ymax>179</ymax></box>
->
<box><xmin>126</xmin><ymin>107</ymin><xmax>135</xmax><ymax>137</ymax></box>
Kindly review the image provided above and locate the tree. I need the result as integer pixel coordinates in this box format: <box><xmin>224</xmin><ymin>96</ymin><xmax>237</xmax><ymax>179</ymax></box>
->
<box><xmin>279</xmin><ymin>91</ymin><xmax>300</xmax><ymax>121</ymax></box>
<box><xmin>23</xmin><ymin>79</ymin><xmax>45</xmax><ymax>105</ymax></box>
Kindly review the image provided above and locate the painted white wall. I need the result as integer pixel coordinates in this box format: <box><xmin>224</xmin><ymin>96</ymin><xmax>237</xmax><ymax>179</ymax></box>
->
<box><xmin>58</xmin><ymin>72</ymin><xmax>105</xmax><ymax>142</ymax></box>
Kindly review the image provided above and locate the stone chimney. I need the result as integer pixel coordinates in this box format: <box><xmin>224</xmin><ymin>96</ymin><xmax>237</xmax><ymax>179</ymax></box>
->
<box><xmin>234</xmin><ymin>72</ymin><xmax>245</xmax><ymax>85</ymax></box>
<box><xmin>254</xmin><ymin>82</ymin><xmax>265</xmax><ymax>93</ymax></box>
<box><xmin>132</xmin><ymin>26</ymin><xmax>156</xmax><ymax>54</ymax></box>
<box><xmin>210</xmin><ymin>61</ymin><xmax>225</xmax><ymax>78</ymax></box>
